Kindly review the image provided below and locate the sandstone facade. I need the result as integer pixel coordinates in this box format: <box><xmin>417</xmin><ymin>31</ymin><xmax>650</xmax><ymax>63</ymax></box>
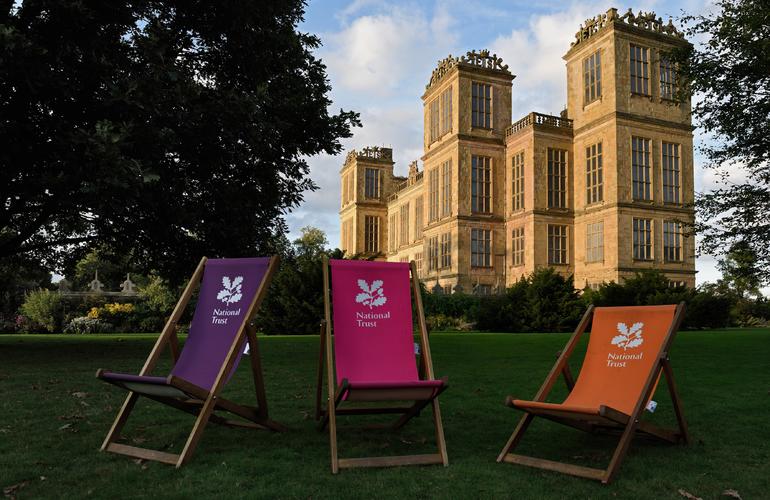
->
<box><xmin>339</xmin><ymin>8</ymin><xmax>696</xmax><ymax>292</ymax></box>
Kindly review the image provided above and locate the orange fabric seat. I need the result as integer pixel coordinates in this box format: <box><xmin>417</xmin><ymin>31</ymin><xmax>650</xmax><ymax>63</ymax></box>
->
<box><xmin>514</xmin><ymin>304</ymin><xmax>676</xmax><ymax>416</ymax></box>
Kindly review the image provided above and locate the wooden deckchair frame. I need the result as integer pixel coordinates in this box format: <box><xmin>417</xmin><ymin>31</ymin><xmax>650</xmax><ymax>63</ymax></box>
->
<box><xmin>316</xmin><ymin>257</ymin><xmax>449</xmax><ymax>473</ymax></box>
<box><xmin>98</xmin><ymin>256</ymin><xmax>286</xmax><ymax>468</ymax></box>
<box><xmin>497</xmin><ymin>302</ymin><xmax>690</xmax><ymax>484</ymax></box>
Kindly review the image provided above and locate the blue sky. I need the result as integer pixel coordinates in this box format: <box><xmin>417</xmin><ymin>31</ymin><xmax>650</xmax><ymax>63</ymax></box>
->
<box><xmin>289</xmin><ymin>0</ymin><xmax>730</xmax><ymax>286</ymax></box>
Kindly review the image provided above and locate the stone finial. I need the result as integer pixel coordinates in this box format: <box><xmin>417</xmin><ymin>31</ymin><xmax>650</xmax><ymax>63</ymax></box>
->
<box><xmin>571</xmin><ymin>7</ymin><xmax>684</xmax><ymax>47</ymax></box>
<box><xmin>408</xmin><ymin>161</ymin><xmax>419</xmax><ymax>179</ymax></box>
<box><xmin>431</xmin><ymin>281</ymin><xmax>443</xmax><ymax>295</ymax></box>
<box><xmin>453</xmin><ymin>283</ymin><xmax>464</xmax><ymax>295</ymax></box>
<box><xmin>89</xmin><ymin>270</ymin><xmax>104</xmax><ymax>293</ymax></box>
<box><xmin>120</xmin><ymin>273</ymin><xmax>137</xmax><ymax>295</ymax></box>
<box><xmin>426</xmin><ymin>49</ymin><xmax>511</xmax><ymax>90</ymax></box>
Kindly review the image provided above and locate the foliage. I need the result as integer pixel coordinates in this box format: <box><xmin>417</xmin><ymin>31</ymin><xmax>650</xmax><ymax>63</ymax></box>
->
<box><xmin>256</xmin><ymin>227</ymin><xmax>345</xmax><ymax>334</ymax></box>
<box><xmin>0</xmin><ymin>1</ymin><xmax>359</xmax><ymax>281</ymax></box>
<box><xmin>19</xmin><ymin>289</ymin><xmax>63</xmax><ymax>332</ymax></box>
<box><xmin>717</xmin><ymin>240</ymin><xmax>764</xmax><ymax>299</ymax></box>
<box><xmin>63</xmin><ymin>316</ymin><xmax>114</xmax><ymax>334</ymax></box>
<box><xmin>425</xmin><ymin>269</ymin><xmax>583</xmax><ymax>333</ymax></box>
<box><xmin>0</xmin><ymin>256</ymin><xmax>51</xmax><ymax>330</ymax></box>
<box><xmin>670</xmin><ymin>0</ymin><xmax>770</xmax><ymax>283</ymax></box>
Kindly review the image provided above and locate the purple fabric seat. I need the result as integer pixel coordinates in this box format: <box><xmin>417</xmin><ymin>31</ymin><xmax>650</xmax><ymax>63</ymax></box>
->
<box><xmin>98</xmin><ymin>257</ymin><xmax>271</xmax><ymax>398</ymax></box>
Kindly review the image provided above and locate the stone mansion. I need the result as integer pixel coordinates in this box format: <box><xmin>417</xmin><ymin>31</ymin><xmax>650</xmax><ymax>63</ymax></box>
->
<box><xmin>338</xmin><ymin>8</ymin><xmax>696</xmax><ymax>293</ymax></box>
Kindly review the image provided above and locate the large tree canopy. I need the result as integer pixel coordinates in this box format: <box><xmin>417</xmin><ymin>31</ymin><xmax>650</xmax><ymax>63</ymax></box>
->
<box><xmin>0</xmin><ymin>0</ymin><xmax>358</xmax><ymax>281</ymax></box>
<box><xmin>671</xmin><ymin>0</ymin><xmax>770</xmax><ymax>283</ymax></box>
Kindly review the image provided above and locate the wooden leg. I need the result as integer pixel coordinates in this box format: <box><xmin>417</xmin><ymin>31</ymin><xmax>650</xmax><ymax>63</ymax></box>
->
<box><xmin>431</xmin><ymin>397</ymin><xmax>449</xmax><ymax>466</ymax></box>
<box><xmin>100</xmin><ymin>392</ymin><xmax>139</xmax><ymax>451</ymax></box>
<box><xmin>328</xmin><ymin>396</ymin><xmax>339</xmax><ymax>474</ymax></box>
<box><xmin>315</xmin><ymin>322</ymin><xmax>326</xmax><ymax>421</ymax></box>
<box><xmin>391</xmin><ymin>399</ymin><xmax>433</xmax><ymax>430</ymax></box>
<box><xmin>176</xmin><ymin>394</ymin><xmax>218</xmax><ymax>468</ymax></box>
<box><xmin>245</xmin><ymin>325</ymin><xmax>269</xmax><ymax>419</ymax></box>
<box><xmin>602</xmin><ymin>415</ymin><xmax>641</xmax><ymax>484</ymax></box>
<box><xmin>497</xmin><ymin>412</ymin><xmax>534</xmax><ymax>462</ymax></box>
<box><xmin>662</xmin><ymin>358</ymin><xmax>690</xmax><ymax>444</ymax></box>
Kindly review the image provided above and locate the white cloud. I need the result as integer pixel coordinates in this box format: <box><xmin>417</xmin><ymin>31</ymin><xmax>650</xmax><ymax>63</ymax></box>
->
<box><xmin>322</xmin><ymin>5</ymin><xmax>458</xmax><ymax>97</ymax></box>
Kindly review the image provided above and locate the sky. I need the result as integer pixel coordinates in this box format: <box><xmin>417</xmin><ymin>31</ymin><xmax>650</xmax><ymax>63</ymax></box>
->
<box><xmin>289</xmin><ymin>0</ymin><xmax>730</xmax><ymax>287</ymax></box>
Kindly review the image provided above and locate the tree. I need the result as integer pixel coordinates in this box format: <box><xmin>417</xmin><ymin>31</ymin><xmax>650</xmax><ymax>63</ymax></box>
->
<box><xmin>717</xmin><ymin>240</ymin><xmax>763</xmax><ymax>299</ymax></box>
<box><xmin>670</xmin><ymin>0</ymin><xmax>770</xmax><ymax>283</ymax></box>
<box><xmin>256</xmin><ymin>227</ymin><xmax>344</xmax><ymax>334</ymax></box>
<box><xmin>0</xmin><ymin>1</ymin><xmax>359</xmax><ymax>282</ymax></box>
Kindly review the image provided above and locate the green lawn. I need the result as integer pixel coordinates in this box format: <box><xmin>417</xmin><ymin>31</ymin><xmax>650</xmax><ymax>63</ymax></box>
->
<box><xmin>1</xmin><ymin>329</ymin><xmax>769</xmax><ymax>499</ymax></box>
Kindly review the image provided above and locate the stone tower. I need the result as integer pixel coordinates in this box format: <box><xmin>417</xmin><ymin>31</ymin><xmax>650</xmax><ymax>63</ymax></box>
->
<box><xmin>564</xmin><ymin>8</ymin><xmax>695</xmax><ymax>287</ymax></box>
<box><xmin>339</xmin><ymin>146</ymin><xmax>399</xmax><ymax>258</ymax></box>
<box><xmin>385</xmin><ymin>50</ymin><xmax>515</xmax><ymax>293</ymax></box>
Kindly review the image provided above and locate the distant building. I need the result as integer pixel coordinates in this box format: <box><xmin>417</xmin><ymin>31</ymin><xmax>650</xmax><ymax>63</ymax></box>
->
<box><xmin>339</xmin><ymin>8</ymin><xmax>695</xmax><ymax>292</ymax></box>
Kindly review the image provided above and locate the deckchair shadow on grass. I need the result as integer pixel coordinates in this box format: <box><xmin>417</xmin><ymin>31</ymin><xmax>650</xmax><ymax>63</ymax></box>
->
<box><xmin>497</xmin><ymin>303</ymin><xmax>690</xmax><ymax>484</ymax></box>
<box><xmin>97</xmin><ymin>256</ymin><xmax>286</xmax><ymax>468</ymax></box>
<box><xmin>315</xmin><ymin>258</ymin><xmax>449</xmax><ymax>473</ymax></box>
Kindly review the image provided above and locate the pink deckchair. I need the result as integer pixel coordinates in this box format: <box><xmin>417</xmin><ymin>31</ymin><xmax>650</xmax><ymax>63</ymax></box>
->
<box><xmin>96</xmin><ymin>256</ymin><xmax>286</xmax><ymax>467</ymax></box>
<box><xmin>315</xmin><ymin>258</ymin><xmax>449</xmax><ymax>473</ymax></box>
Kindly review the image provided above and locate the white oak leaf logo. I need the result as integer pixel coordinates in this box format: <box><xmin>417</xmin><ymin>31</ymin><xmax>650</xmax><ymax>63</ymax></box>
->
<box><xmin>355</xmin><ymin>279</ymin><xmax>387</xmax><ymax>309</ymax></box>
<box><xmin>217</xmin><ymin>276</ymin><xmax>243</xmax><ymax>305</ymax></box>
<box><xmin>611</xmin><ymin>322</ymin><xmax>644</xmax><ymax>350</ymax></box>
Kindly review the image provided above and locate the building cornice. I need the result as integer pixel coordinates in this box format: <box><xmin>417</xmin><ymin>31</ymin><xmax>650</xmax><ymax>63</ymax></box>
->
<box><xmin>573</xmin><ymin>111</ymin><xmax>693</xmax><ymax>136</ymax></box>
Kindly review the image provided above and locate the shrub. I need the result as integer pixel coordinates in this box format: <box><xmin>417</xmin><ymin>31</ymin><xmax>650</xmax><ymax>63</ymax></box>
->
<box><xmin>425</xmin><ymin>314</ymin><xmax>466</xmax><ymax>331</ymax></box>
<box><xmin>20</xmin><ymin>289</ymin><xmax>64</xmax><ymax>332</ymax></box>
<box><xmin>63</xmin><ymin>317</ymin><xmax>114</xmax><ymax>334</ymax></box>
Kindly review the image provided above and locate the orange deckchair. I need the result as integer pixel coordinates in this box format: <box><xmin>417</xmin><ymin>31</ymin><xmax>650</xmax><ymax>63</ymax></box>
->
<box><xmin>497</xmin><ymin>303</ymin><xmax>690</xmax><ymax>484</ymax></box>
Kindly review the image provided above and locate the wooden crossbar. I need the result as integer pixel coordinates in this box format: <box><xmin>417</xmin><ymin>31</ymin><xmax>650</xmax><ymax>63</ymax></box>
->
<box><xmin>338</xmin><ymin>453</ymin><xmax>445</xmax><ymax>469</ymax></box>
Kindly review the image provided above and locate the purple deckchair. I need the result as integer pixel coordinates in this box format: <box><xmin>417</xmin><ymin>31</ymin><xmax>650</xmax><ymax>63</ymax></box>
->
<box><xmin>315</xmin><ymin>258</ymin><xmax>449</xmax><ymax>473</ymax></box>
<box><xmin>97</xmin><ymin>256</ymin><xmax>285</xmax><ymax>468</ymax></box>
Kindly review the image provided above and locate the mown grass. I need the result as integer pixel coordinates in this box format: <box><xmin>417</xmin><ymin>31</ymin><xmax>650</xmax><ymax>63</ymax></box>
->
<box><xmin>1</xmin><ymin>329</ymin><xmax>769</xmax><ymax>499</ymax></box>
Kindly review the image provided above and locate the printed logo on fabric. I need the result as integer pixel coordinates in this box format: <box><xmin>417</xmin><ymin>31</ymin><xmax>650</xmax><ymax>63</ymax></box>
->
<box><xmin>354</xmin><ymin>279</ymin><xmax>389</xmax><ymax>328</ymax></box>
<box><xmin>212</xmin><ymin>276</ymin><xmax>243</xmax><ymax>325</ymax></box>
<box><xmin>607</xmin><ymin>322</ymin><xmax>644</xmax><ymax>367</ymax></box>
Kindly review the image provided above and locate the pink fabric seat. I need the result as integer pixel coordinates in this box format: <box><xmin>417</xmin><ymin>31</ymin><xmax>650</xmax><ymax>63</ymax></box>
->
<box><xmin>329</xmin><ymin>260</ymin><xmax>446</xmax><ymax>401</ymax></box>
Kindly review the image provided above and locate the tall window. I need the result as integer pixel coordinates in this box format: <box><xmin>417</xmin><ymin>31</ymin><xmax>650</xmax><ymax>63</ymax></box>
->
<box><xmin>440</xmin><ymin>232</ymin><xmax>451</xmax><ymax>269</ymax></box>
<box><xmin>414</xmin><ymin>252</ymin><xmax>423</xmax><ymax>276</ymax></box>
<box><xmin>630</xmin><ymin>44</ymin><xmax>649</xmax><ymax>95</ymax></box>
<box><xmin>663</xmin><ymin>221</ymin><xmax>683</xmax><ymax>262</ymax></box>
<box><xmin>400</xmin><ymin>203</ymin><xmax>409</xmax><ymax>246</ymax></box>
<box><xmin>511</xmin><ymin>227</ymin><xmax>524</xmax><ymax>267</ymax></box>
<box><xmin>547</xmin><ymin>148</ymin><xmax>567</xmax><ymax>208</ymax></box>
<box><xmin>364</xmin><ymin>168</ymin><xmax>380</xmax><ymax>199</ymax></box>
<box><xmin>414</xmin><ymin>196</ymin><xmax>424</xmax><ymax>239</ymax></box>
<box><xmin>583</xmin><ymin>50</ymin><xmax>602</xmax><ymax>103</ymax></box>
<box><xmin>347</xmin><ymin>173</ymin><xmax>354</xmax><ymax>203</ymax></box>
<box><xmin>429</xmin><ymin>169</ymin><xmax>439</xmax><ymax>222</ymax></box>
<box><xmin>632</xmin><ymin>137</ymin><xmax>651</xmax><ymax>200</ymax></box>
<box><xmin>471</xmin><ymin>155</ymin><xmax>491</xmax><ymax>213</ymax></box>
<box><xmin>388</xmin><ymin>214</ymin><xmax>397</xmax><ymax>251</ymax></box>
<box><xmin>345</xmin><ymin>219</ymin><xmax>354</xmax><ymax>252</ymax></box>
<box><xmin>471</xmin><ymin>229</ymin><xmax>491</xmax><ymax>267</ymax></box>
<box><xmin>440</xmin><ymin>87</ymin><xmax>452</xmax><ymax>135</ymax></box>
<box><xmin>471</xmin><ymin>82</ymin><xmax>492</xmax><ymax>128</ymax></box>
<box><xmin>429</xmin><ymin>99</ymin><xmax>440</xmax><ymax>143</ymax></box>
<box><xmin>632</xmin><ymin>218</ymin><xmax>652</xmax><ymax>260</ymax></box>
<box><xmin>441</xmin><ymin>160</ymin><xmax>452</xmax><ymax>217</ymax></box>
<box><xmin>427</xmin><ymin>236</ymin><xmax>439</xmax><ymax>271</ymax></box>
<box><xmin>586</xmin><ymin>142</ymin><xmax>603</xmax><ymax>204</ymax></box>
<box><xmin>662</xmin><ymin>142</ymin><xmax>681</xmax><ymax>203</ymax></box>
<box><xmin>364</xmin><ymin>216</ymin><xmax>380</xmax><ymax>253</ymax></box>
<box><xmin>547</xmin><ymin>225</ymin><xmax>568</xmax><ymax>264</ymax></box>
<box><xmin>660</xmin><ymin>57</ymin><xmax>676</xmax><ymax>100</ymax></box>
<box><xmin>586</xmin><ymin>221</ymin><xmax>604</xmax><ymax>263</ymax></box>
<box><xmin>511</xmin><ymin>151</ymin><xmax>524</xmax><ymax>211</ymax></box>
<box><xmin>342</xmin><ymin>173</ymin><xmax>349</xmax><ymax>205</ymax></box>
